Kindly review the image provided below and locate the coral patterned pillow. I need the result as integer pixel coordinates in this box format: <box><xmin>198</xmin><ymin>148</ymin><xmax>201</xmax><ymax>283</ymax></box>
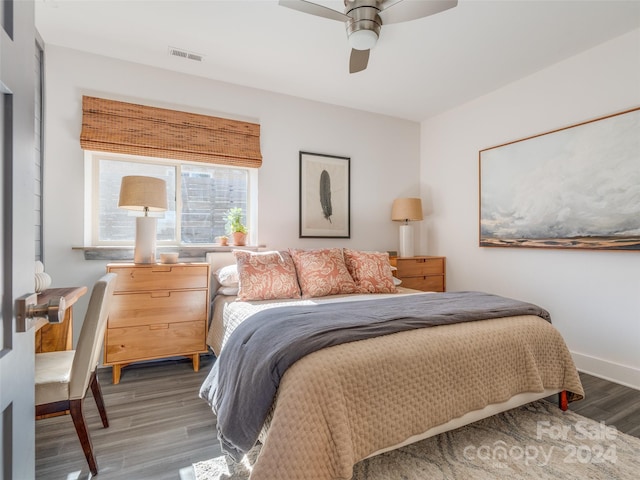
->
<box><xmin>343</xmin><ymin>249</ymin><xmax>397</xmax><ymax>294</ymax></box>
<box><xmin>234</xmin><ymin>250</ymin><xmax>301</xmax><ymax>301</ymax></box>
<box><xmin>289</xmin><ymin>248</ymin><xmax>358</xmax><ymax>298</ymax></box>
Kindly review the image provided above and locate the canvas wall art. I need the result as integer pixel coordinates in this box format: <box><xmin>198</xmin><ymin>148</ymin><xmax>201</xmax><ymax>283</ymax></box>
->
<box><xmin>479</xmin><ymin>107</ymin><xmax>640</xmax><ymax>250</ymax></box>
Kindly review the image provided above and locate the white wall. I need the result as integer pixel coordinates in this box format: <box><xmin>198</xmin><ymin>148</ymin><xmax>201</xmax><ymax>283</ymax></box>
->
<box><xmin>421</xmin><ymin>29</ymin><xmax>640</xmax><ymax>389</ymax></box>
<box><xmin>42</xmin><ymin>46</ymin><xmax>420</xmax><ymax>345</ymax></box>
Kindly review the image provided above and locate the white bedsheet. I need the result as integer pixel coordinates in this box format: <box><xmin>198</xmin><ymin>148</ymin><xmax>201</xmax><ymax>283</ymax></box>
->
<box><xmin>207</xmin><ymin>287</ymin><xmax>424</xmax><ymax>355</ymax></box>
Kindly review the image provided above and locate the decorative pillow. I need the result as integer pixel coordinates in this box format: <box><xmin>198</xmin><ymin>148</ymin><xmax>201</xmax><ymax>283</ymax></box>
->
<box><xmin>234</xmin><ymin>250</ymin><xmax>301</xmax><ymax>301</ymax></box>
<box><xmin>215</xmin><ymin>264</ymin><xmax>239</xmax><ymax>287</ymax></box>
<box><xmin>343</xmin><ymin>249</ymin><xmax>397</xmax><ymax>294</ymax></box>
<box><xmin>289</xmin><ymin>248</ymin><xmax>358</xmax><ymax>298</ymax></box>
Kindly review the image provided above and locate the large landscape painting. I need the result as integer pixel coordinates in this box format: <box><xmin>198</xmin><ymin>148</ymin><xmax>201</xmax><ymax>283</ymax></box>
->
<box><xmin>479</xmin><ymin>107</ymin><xmax>640</xmax><ymax>250</ymax></box>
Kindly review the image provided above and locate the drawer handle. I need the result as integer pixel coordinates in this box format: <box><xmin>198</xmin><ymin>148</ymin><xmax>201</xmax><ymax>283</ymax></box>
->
<box><xmin>149</xmin><ymin>324</ymin><xmax>169</xmax><ymax>330</ymax></box>
<box><xmin>151</xmin><ymin>267</ymin><xmax>173</xmax><ymax>273</ymax></box>
<box><xmin>150</xmin><ymin>292</ymin><xmax>171</xmax><ymax>298</ymax></box>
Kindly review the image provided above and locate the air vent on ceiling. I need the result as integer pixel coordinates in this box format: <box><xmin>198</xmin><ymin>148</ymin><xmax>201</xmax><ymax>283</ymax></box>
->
<box><xmin>168</xmin><ymin>46</ymin><xmax>203</xmax><ymax>62</ymax></box>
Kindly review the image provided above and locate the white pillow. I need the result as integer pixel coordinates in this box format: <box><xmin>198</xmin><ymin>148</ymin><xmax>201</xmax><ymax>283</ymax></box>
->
<box><xmin>216</xmin><ymin>264</ymin><xmax>239</xmax><ymax>287</ymax></box>
<box><xmin>216</xmin><ymin>286</ymin><xmax>239</xmax><ymax>296</ymax></box>
<box><xmin>393</xmin><ymin>277</ymin><xmax>402</xmax><ymax>286</ymax></box>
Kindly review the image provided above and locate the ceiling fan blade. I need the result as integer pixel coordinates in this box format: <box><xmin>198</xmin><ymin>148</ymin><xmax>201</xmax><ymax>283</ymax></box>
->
<box><xmin>379</xmin><ymin>0</ymin><xmax>458</xmax><ymax>25</ymax></box>
<box><xmin>349</xmin><ymin>48</ymin><xmax>370</xmax><ymax>74</ymax></box>
<box><xmin>279</xmin><ymin>0</ymin><xmax>350</xmax><ymax>22</ymax></box>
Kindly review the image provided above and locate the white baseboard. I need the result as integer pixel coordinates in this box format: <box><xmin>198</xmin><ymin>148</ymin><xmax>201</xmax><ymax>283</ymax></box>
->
<box><xmin>571</xmin><ymin>351</ymin><xmax>640</xmax><ymax>391</ymax></box>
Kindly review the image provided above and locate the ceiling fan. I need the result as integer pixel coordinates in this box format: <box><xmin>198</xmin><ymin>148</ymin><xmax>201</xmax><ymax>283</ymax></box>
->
<box><xmin>279</xmin><ymin>0</ymin><xmax>458</xmax><ymax>73</ymax></box>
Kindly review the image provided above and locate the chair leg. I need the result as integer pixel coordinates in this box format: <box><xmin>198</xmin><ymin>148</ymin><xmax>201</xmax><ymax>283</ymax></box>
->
<box><xmin>69</xmin><ymin>399</ymin><xmax>99</xmax><ymax>475</ymax></box>
<box><xmin>90</xmin><ymin>372</ymin><xmax>109</xmax><ymax>428</ymax></box>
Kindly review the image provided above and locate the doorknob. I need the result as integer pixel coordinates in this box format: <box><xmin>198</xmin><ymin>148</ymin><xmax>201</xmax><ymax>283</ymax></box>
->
<box><xmin>16</xmin><ymin>293</ymin><xmax>67</xmax><ymax>332</ymax></box>
<box><xmin>27</xmin><ymin>296</ymin><xmax>67</xmax><ymax>323</ymax></box>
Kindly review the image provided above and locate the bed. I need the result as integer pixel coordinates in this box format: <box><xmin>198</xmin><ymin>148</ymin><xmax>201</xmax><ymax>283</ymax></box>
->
<box><xmin>200</xmin><ymin>249</ymin><xmax>584</xmax><ymax>480</ymax></box>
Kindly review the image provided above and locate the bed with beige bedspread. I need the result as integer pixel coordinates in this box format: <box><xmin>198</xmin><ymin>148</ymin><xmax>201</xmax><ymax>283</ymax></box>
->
<box><xmin>201</xmin><ymin>290</ymin><xmax>584</xmax><ymax>480</ymax></box>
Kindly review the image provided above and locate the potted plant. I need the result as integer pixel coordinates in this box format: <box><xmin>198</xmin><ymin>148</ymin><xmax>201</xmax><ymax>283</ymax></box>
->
<box><xmin>225</xmin><ymin>207</ymin><xmax>248</xmax><ymax>246</ymax></box>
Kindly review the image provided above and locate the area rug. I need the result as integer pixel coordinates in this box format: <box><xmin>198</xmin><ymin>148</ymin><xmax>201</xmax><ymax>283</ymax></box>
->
<box><xmin>193</xmin><ymin>400</ymin><xmax>640</xmax><ymax>479</ymax></box>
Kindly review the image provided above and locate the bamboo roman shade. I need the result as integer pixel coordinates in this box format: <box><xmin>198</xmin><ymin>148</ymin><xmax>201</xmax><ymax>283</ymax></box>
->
<box><xmin>80</xmin><ymin>96</ymin><xmax>262</xmax><ymax>168</ymax></box>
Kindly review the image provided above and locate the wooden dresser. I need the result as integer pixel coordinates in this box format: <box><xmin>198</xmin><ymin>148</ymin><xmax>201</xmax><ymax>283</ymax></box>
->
<box><xmin>105</xmin><ymin>263</ymin><xmax>210</xmax><ymax>384</ymax></box>
<box><xmin>390</xmin><ymin>256</ymin><xmax>446</xmax><ymax>292</ymax></box>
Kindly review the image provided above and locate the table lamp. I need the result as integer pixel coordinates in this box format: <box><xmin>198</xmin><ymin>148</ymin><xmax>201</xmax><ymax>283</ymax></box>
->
<box><xmin>391</xmin><ymin>197</ymin><xmax>423</xmax><ymax>258</ymax></box>
<box><xmin>118</xmin><ymin>176</ymin><xmax>168</xmax><ymax>263</ymax></box>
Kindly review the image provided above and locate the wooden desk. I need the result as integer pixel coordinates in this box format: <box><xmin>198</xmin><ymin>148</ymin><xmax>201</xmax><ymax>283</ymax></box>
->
<box><xmin>35</xmin><ymin>286</ymin><xmax>88</xmax><ymax>353</ymax></box>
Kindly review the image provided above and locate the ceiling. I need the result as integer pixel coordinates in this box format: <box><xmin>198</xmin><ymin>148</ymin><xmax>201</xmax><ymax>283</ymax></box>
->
<box><xmin>35</xmin><ymin>0</ymin><xmax>640</xmax><ymax>122</ymax></box>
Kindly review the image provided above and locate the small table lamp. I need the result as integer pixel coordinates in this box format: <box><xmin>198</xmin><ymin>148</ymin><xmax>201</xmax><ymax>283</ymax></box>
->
<box><xmin>391</xmin><ymin>197</ymin><xmax>423</xmax><ymax>258</ymax></box>
<box><xmin>118</xmin><ymin>176</ymin><xmax>168</xmax><ymax>263</ymax></box>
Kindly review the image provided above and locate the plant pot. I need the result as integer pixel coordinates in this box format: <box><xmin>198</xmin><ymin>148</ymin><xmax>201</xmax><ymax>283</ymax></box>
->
<box><xmin>232</xmin><ymin>232</ymin><xmax>247</xmax><ymax>246</ymax></box>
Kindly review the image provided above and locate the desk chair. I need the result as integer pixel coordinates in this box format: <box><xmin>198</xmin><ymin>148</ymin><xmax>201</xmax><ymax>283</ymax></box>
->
<box><xmin>35</xmin><ymin>273</ymin><xmax>117</xmax><ymax>475</ymax></box>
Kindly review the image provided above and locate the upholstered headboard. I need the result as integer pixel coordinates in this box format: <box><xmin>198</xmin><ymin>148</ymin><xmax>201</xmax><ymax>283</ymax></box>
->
<box><xmin>205</xmin><ymin>252</ymin><xmax>235</xmax><ymax>295</ymax></box>
<box><xmin>205</xmin><ymin>251</ymin><xmax>236</xmax><ymax>273</ymax></box>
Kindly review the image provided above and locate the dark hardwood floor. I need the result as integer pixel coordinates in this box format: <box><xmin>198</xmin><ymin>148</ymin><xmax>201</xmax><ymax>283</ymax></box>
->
<box><xmin>564</xmin><ymin>372</ymin><xmax>640</xmax><ymax>438</ymax></box>
<box><xmin>35</xmin><ymin>354</ymin><xmax>640</xmax><ymax>479</ymax></box>
<box><xmin>36</xmin><ymin>355</ymin><xmax>220</xmax><ymax>480</ymax></box>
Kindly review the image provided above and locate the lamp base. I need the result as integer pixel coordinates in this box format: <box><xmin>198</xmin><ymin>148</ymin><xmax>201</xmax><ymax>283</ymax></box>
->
<box><xmin>134</xmin><ymin>216</ymin><xmax>157</xmax><ymax>264</ymax></box>
<box><xmin>398</xmin><ymin>224</ymin><xmax>414</xmax><ymax>258</ymax></box>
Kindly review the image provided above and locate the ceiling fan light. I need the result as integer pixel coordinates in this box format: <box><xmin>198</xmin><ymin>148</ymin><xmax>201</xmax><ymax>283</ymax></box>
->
<box><xmin>349</xmin><ymin>29</ymin><xmax>378</xmax><ymax>50</ymax></box>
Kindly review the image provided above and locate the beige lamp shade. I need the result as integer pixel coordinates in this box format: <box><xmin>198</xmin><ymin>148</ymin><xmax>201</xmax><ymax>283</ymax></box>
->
<box><xmin>118</xmin><ymin>176</ymin><xmax>168</xmax><ymax>212</ymax></box>
<box><xmin>391</xmin><ymin>198</ymin><xmax>423</xmax><ymax>222</ymax></box>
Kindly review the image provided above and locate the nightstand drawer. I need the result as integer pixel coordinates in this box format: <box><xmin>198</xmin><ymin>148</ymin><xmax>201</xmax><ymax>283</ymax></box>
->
<box><xmin>390</xmin><ymin>255</ymin><xmax>446</xmax><ymax>292</ymax></box>
<box><xmin>401</xmin><ymin>276</ymin><xmax>444</xmax><ymax>292</ymax></box>
<box><xmin>105</xmin><ymin>320</ymin><xmax>206</xmax><ymax>364</ymax></box>
<box><xmin>108</xmin><ymin>265</ymin><xmax>209</xmax><ymax>292</ymax></box>
<box><xmin>108</xmin><ymin>290</ymin><xmax>208</xmax><ymax>328</ymax></box>
<box><xmin>396</xmin><ymin>257</ymin><xmax>444</xmax><ymax>276</ymax></box>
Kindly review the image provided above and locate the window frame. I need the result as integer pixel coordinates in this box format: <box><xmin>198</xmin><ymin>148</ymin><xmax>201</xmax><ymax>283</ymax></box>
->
<box><xmin>85</xmin><ymin>151</ymin><xmax>258</xmax><ymax>247</ymax></box>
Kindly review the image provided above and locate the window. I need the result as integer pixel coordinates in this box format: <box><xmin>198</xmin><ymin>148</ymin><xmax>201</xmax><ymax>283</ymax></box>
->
<box><xmin>91</xmin><ymin>153</ymin><xmax>253</xmax><ymax>246</ymax></box>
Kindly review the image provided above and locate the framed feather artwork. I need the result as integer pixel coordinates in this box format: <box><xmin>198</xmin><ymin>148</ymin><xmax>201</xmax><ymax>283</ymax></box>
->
<box><xmin>299</xmin><ymin>151</ymin><xmax>350</xmax><ymax>238</ymax></box>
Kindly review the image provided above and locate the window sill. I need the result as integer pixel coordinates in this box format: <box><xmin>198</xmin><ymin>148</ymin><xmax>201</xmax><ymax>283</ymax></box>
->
<box><xmin>72</xmin><ymin>245</ymin><xmax>265</xmax><ymax>261</ymax></box>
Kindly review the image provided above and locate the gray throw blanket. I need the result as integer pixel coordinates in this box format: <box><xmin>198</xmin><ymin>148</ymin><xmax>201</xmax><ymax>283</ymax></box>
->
<box><xmin>199</xmin><ymin>291</ymin><xmax>551</xmax><ymax>460</ymax></box>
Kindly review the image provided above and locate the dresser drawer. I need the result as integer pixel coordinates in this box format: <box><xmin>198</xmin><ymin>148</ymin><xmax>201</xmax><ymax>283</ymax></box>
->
<box><xmin>396</xmin><ymin>257</ymin><xmax>444</xmax><ymax>276</ymax></box>
<box><xmin>108</xmin><ymin>289</ymin><xmax>208</xmax><ymax>328</ymax></box>
<box><xmin>108</xmin><ymin>264</ymin><xmax>209</xmax><ymax>292</ymax></box>
<box><xmin>105</xmin><ymin>320</ymin><xmax>206</xmax><ymax>364</ymax></box>
<box><xmin>401</xmin><ymin>276</ymin><xmax>445</xmax><ymax>292</ymax></box>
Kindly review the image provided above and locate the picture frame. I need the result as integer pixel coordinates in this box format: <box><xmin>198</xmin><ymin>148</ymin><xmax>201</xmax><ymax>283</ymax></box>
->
<box><xmin>479</xmin><ymin>107</ymin><xmax>640</xmax><ymax>250</ymax></box>
<box><xmin>299</xmin><ymin>151</ymin><xmax>350</xmax><ymax>238</ymax></box>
